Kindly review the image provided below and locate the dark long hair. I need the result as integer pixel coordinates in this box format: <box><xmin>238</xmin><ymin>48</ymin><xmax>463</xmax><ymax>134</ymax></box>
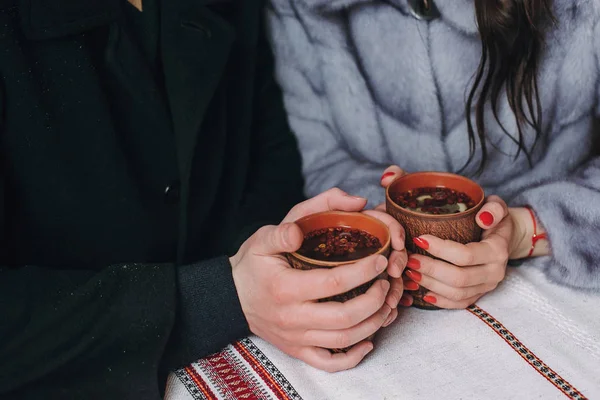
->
<box><xmin>464</xmin><ymin>0</ymin><xmax>555</xmax><ymax>175</ymax></box>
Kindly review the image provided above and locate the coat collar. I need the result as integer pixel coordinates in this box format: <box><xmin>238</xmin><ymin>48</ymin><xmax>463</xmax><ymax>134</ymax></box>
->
<box><xmin>302</xmin><ymin>0</ymin><xmax>478</xmax><ymax>35</ymax></box>
<box><xmin>159</xmin><ymin>0</ymin><xmax>235</xmax><ymax>177</ymax></box>
<box><xmin>301</xmin><ymin>0</ymin><xmax>598</xmax><ymax>36</ymax></box>
<box><xmin>12</xmin><ymin>0</ymin><xmax>238</xmax><ymax>183</ymax></box>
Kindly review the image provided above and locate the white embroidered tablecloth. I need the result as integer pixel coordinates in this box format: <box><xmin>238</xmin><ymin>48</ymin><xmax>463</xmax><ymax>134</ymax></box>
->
<box><xmin>165</xmin><ymin>266</ymin><xmax>600</xmax><ymax>400</ymax></box>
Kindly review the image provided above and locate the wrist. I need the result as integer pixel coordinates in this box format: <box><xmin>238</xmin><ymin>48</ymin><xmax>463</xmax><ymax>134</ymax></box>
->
<box><xmin>508</xmin><ymin>207</ymin><xmax>532</xmax><ymax>259</ymax></box>
<box><xmin>508</xmin><ymin>206</ymin><xmax>550</xmax><ymax>259</ymax></box>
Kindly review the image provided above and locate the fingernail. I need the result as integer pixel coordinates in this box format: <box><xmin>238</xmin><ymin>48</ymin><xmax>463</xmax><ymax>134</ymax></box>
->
<box><xmin>383</xmin><ymin>313</ymin><xmax>394</xmax><ymax>327</ymax></box>
<box><xmin>363</xmin><ymin>343</ymin><xmax>374</xmax><ymax>356</ymax></box>
<box><xmin>282</xmin><ymin>224</ymin><xmax>292</xmax><ymax>248</ymax></box>
<box><xmin>405</xmin><ymin>269</ymin><xmax>422</xmax><ymax>282</ymax></box>
<box><xmin>375</xmin><ymin>255</ymin><xmax>387</xmax><ymax>273</ymax></box>
<box><xmin>399</xmin><ymin>294</ymin><xmax>412</xmax><ymax>307</ymax></box>
<box><xmin>347</xmin><ymin>195</ymin><xmax>367</xmax><ymax>201</ymax></box>
<box><xmin>406</xmin><ymin>257</ymin><xmax>421</xmax><ymax>270</ymax></box>
<box><xmin>404</xmin><ymin>280</ymin><xmax>419</xmax><ymax>291</ymax></box>
<box><xmin>423</xmin><ymin>295</ymin><xmax>437</xmax><ymax>304</ymax></box>
<box><xmin>380</xmin><ymin>279</ymin><xmax>391</xmax><ymax>291</ymax></box>
<box><xmin>479</xmin><ymin>211</ymin><xmax>494</xmax><ymax>226</ymax></box>
<box><xmin>394</xmin><ymin>260</ymin><xmax>404</xmax><ymax>275</ymax></box>
<box><xmin>413</xmin><ymin>237</ymin><xmax>429</xmax><ymax>250</ymax></box>
<box><xmin>380</xmin><ymin>171</ymin><xmax>395</xmax><ymax>181</ymax></box>
<box><xmin>391</xmin><ymin>289</ymin><xmax>402</xmax><ymax>306</ymax></box>
<box><xmin>381</xmin><ymin>306</ymin><xmax>392</xmax><ymax>326</ymax></box>
<box><xmin>384</xmin><ymin>305</ymin><xmax>392</xmax><ymax>318</ymax></box>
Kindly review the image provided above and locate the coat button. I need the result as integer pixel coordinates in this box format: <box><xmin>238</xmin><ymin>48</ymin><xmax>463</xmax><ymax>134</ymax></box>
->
<box><xmin>164</xmin><ymin>181</ymin><xmax>181</xmax><ymax>204</ymax></box>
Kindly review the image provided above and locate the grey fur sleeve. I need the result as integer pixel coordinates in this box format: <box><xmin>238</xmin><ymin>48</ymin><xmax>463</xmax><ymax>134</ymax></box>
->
<box><xmin>266</xmin><ymin>4</ymin><xmax>386</xmax><ymax>208</ymax></box>
<box><xmin>511</xmin><ymin>20</ymin><xmax>600</xmax><ymax>290</ymax></box>
<box><xmin>511</xmin><ymin>158</ymin><xmax>600</xmax><ymax>290</ymax></box>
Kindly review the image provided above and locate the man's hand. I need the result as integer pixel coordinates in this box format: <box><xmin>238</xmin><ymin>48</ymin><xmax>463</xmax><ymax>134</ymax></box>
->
<box><xmin>376</xmin><ymin>165</ymin><xmax>413</xmax><ymax>309</ymax></box>
<box><xmin>361</xmin><ymin>209</ymin><xmax>408</xmax><ymax>327</ymax></box>
<box><xmin>230</xmin><ymin>188</ymin><xmax>393</xmax><ymax>372</ymax></box>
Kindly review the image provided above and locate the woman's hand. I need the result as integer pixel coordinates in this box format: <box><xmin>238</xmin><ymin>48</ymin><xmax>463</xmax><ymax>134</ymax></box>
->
<box><xmin>378</xmin><ymin>165</ymin><xmax>549</xmax><ymax>309</ymax></box>
<box><xmin>507</xmin><ymin>207</ymin><xmax>550</xmax><ymax>259</ymax></box>
<box><xmin>379</xmin><ymin>165</ymin><xmax>406</xmax><ymax>189</ymax></box>
<box><xmin>402</xmin><ymin>195</ymin><xmax>513</xmax><ymax>308</ymax></box>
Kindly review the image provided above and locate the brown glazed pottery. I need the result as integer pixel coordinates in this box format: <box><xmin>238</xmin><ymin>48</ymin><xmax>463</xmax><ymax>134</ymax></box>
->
<box><xmin>287</xmin><ymin>211</ymin><xmax>391</xmax><ymax>352</ymax></box>
<box><xmin>385</xmin><ymin>172</ymin><xmax>485</xmax><ymax>310</ymax></box>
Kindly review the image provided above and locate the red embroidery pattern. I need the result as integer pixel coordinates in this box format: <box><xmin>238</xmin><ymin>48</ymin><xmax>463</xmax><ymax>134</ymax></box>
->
<box><xmin>233</xmin><ymin>342</ymin><xmax>289</xmax><ymax>400</ymax></box>
<box><xmin>176</xmin><ymin>309</ymin><xmax>589</xmax><ymax>400</ymax></box>
<box><xmin>468</xmin><ymin>305</ymin><xmax>588</xmax><ymax>400</ymax></box>
<box><xmin>174</xmin><ymin>338</ymin><xmax>301</xmax><ymax>400</ymax></box>
<box><xmin>183</xmin><ymin>366</ymin><xmax>217</xmax><ymax>399</ymax></box>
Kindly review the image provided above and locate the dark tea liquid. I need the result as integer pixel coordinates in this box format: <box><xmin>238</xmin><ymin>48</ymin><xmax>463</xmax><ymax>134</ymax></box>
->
<box><xmin>298</xmin><ymin>227</ymin><xmax>382</xmax><ymax>262</ymax></box>
<box><xmin>393</xmin><ymin>187</ymin><xmax>475</xmax><ymax>215</ymax></box>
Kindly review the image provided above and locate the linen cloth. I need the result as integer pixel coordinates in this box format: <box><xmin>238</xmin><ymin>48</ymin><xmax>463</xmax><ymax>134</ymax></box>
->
<box><xmin>166</xmin><ymin>266</ymin><xmax>600</xmax><ymax>399</ymax></box>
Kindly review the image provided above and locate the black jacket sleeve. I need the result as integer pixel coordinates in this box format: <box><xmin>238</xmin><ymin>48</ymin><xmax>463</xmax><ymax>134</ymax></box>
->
<box><xmin>0</xmin><ymin>261</ymin><xmax>176</xmax><ymax>397</ymax></box>
<box><xmin>162</xmin><ymin>257</ymin><xmax>249</xmax><ymax>370</ymax></box>
<box><xmin>0</xmin><ymin>258</ymin><xmax>248</xmax><ymax>398</ymax></box>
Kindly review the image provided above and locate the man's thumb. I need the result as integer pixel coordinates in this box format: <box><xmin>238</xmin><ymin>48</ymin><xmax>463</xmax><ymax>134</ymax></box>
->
<box><xmin>256</xmin><ymin>223</ymin><xmax>303</xmax><ymax>255</ymax></box>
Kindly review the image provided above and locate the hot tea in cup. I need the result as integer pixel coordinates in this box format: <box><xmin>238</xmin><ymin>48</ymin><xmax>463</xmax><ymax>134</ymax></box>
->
<box><xmin>385</xmin><ymin>172</ymin><xmax>485</xmax><ymax>310</ymax></box>
<box><xmin>298</xmin><ymin>227</ymin><xmax>383</xmax><ymax>262</ymax></box>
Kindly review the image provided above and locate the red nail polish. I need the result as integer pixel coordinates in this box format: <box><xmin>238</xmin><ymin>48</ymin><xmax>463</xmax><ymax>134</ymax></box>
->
<box><xmin>479</xmin><ymin>211</ymin><xmax>494</xmax><ymax>227</ymax></box>
<box><xmin>406</xmin><ymin>257</ymin><xmax>421</xmax><ymax>270</ymax></box>
<box><xmin>404</xmin><ymin>280</ymin><xmax>420</xmax><ymax>291</ymax></box>
<box><xmin>423</xmin><ymin>295</ymin><xmax>437</xmax><ymax>304</ymax></box>
<box><xmin>405</xmin><ymin>269</ymin><xmax>422</xmax><ymax>282</ymax></box>
<box><xmin>399</xmin><ymin>295</ymin><xmax>412</xmax><ymax>307</ymax></box>
<box><xmin>380</xmin><ymin>172</ymin><xmax>395</xmax><ymax>181</ymax></box>
<box><xmin>412</xmin><ymin>237</ymin><xmax>429</xmax><ymax>250</ymax></box>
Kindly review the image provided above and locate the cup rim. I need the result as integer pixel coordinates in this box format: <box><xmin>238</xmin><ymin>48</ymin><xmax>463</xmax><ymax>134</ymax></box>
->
<box><xmin>288</xmin><ymin>211</ymin><xmax>392</xmax><ymax>267</ymax></box>
<box><xmin>385</xmin><ymin>171</ymin><xmax>485</xmax><ymax>219</ymax></box>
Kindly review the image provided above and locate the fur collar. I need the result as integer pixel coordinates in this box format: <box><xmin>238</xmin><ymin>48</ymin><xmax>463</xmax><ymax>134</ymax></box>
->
<box><xmin>300</xmin><ymin>0</ymin><xmax>598</xmax><ymax>36</ymax></box>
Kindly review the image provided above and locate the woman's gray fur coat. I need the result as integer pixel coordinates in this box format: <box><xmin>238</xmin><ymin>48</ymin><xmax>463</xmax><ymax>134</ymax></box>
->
<box><xmin>267</xmin><ymin>0</ymin><xmax>600</xmax><ymax>289</ymax></box>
